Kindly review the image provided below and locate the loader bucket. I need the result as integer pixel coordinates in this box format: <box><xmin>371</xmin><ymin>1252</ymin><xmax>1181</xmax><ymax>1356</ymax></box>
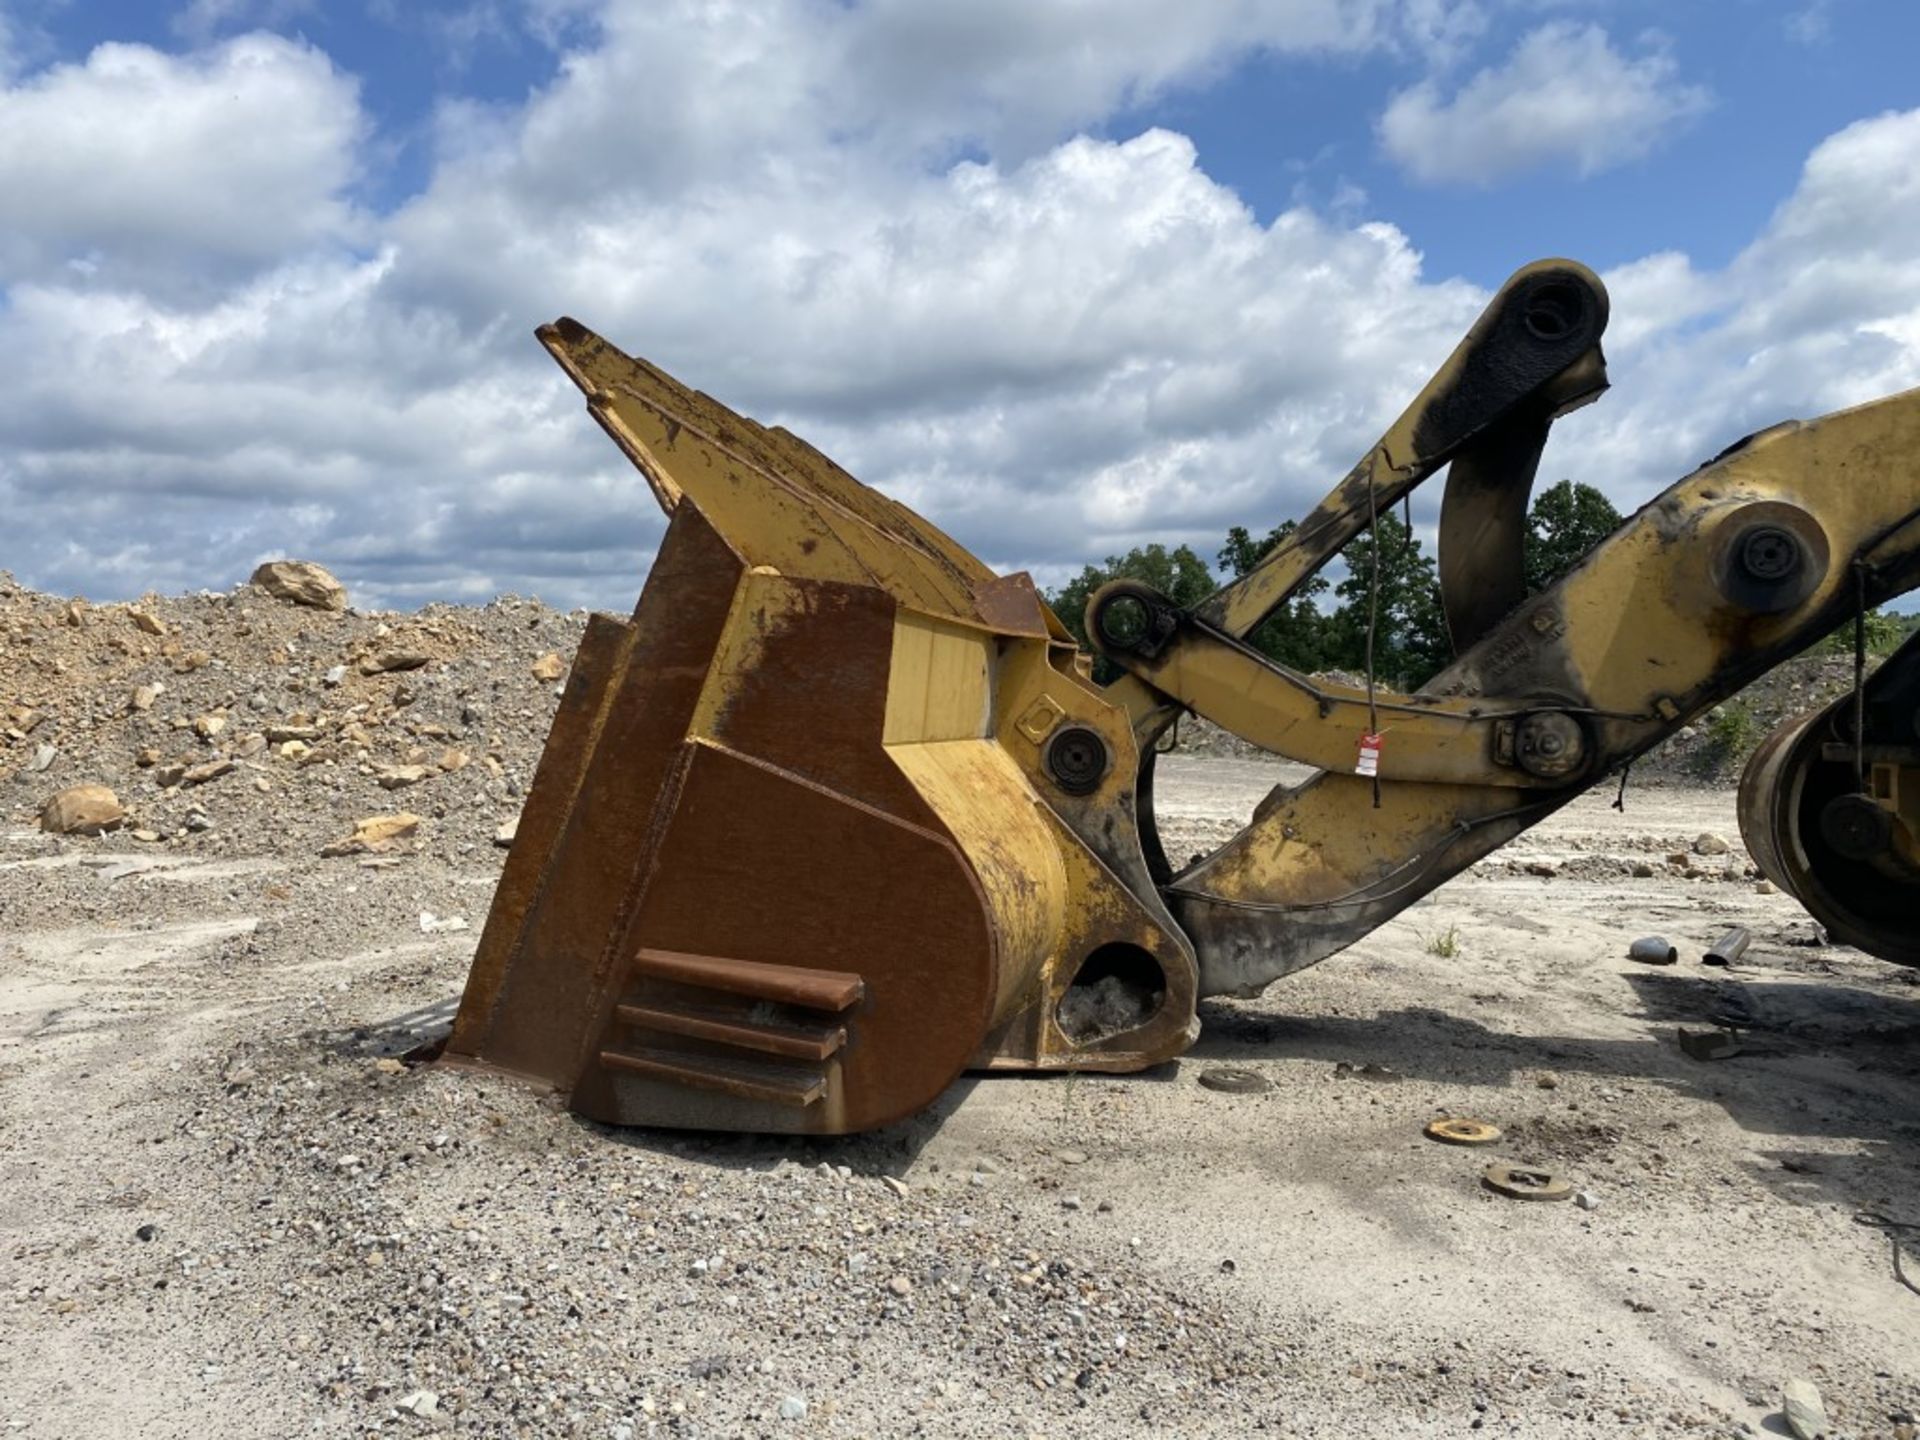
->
<box><xmin>444</xmin><ymin>321</ymin><xmax>1198</xmax><ymax>1134</ymax></box>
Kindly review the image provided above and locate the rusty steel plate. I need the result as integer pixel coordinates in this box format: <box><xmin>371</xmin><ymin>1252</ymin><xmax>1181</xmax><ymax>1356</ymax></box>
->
<box><xmin>1481</xmin><ymin>1162</ymin><xmax>1574</xmax><ymax>1202</ymax></box>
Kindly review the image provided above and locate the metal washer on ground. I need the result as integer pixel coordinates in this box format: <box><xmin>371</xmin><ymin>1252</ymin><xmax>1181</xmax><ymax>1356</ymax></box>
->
<box><xmin>1425</xmin><ymin>1117</ymin><xmax>1502</xmax><ymax>1146</ymax></box>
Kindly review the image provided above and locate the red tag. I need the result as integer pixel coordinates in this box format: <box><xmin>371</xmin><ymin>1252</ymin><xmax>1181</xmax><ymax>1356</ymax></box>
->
<box><xmin>1355</xmin><ymin>731</ymin><xmax>1383</xmax><ymax>777</ymax></box>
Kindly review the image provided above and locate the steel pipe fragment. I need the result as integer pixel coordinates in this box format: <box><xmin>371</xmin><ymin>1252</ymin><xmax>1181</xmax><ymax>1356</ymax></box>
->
<box><xmin>1703</xmin><ymin>928</ymin><xmax>1752</xmax><ymax>967</ymax></box>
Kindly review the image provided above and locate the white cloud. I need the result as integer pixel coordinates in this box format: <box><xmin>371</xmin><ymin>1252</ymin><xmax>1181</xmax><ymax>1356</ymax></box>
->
<box><xmin>0</xmin><ymin>3</ymin><xmax>1916</xmax><ymax>621</ymax></box>
<box><xmin>0</xmin><ymin>33</ymin><xmax>364</xmax><ymax>289</ymax></box>
<box><xmin>1543</xmin><ymin>106</ymin><xmax>1920</xmax><ymax>516</ymax></box>
<box><xmin>1378</xmin><ymin>22</ymin><xmax>1710</xmax><ymax>185</ymax></box>
<box><xmin>831</xmin><ymin>0</ymin><xmax>1453</xmax><ymax>157</ymax></box>
<box><xmin>0</xmin><ymin>2</ymin><xmax>1493</xmax><ymax>607</ymax></box>
<box><xmin>1591</xmin><ymin>250</ymin><xmax>1717</xmax><ymax>355</ymax></box>
<box><xmin>448</xmin><ymin>0</ymin><xmax>1485</xmax><ymax>200</ymax></box>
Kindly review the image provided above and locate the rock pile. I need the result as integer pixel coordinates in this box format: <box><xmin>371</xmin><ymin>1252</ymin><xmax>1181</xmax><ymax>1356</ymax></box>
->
<box><xmin>1</xmin><ymin>569</ymin><xmax>585</xmax><ymax>862</ymax></box>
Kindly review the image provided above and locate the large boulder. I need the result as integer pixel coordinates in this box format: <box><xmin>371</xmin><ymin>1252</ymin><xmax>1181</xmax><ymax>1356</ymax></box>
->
<box><xmin>250</xmin><ymin>560</ymin><xmax>347</xmax><ymax>611</ymax></box>
<box><xmin>41</xmin><ymin>785</ymin><xmax>126</xmax><ymax>835</ymax></box>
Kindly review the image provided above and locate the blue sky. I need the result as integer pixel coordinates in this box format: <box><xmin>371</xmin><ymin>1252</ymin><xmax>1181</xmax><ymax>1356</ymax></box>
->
<box><xmin>1134</xmin><ymin>1</ymin><xmax>1920</xmax><ymax>281</ymax></box>
<box><xmin>1</xmin><ymin>0</ymin><xmax>1918</xmax><ymax>610</ymax></box>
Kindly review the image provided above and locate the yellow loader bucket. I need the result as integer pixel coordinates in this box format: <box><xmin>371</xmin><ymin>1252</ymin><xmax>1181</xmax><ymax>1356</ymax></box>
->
<box><xmin>442</xmin><ymin>321</ymin><xmax>1198</xmax><ymax>1134</ymax></box>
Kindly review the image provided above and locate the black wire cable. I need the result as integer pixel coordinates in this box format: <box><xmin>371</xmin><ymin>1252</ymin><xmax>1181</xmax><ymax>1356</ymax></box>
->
<box><xmin>1854</xmin><ymin>1212</ymin><xmax>1920</xmax><ymax>1298</ymax></box>
<box><xmin>1364</xmin><ymin>472</ymin><xmax>1382</xmax><ymax>809</ymax></box>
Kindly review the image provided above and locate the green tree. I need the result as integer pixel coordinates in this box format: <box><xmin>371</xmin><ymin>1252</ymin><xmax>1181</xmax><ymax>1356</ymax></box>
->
<box><xmin>1321</xmin><ymin>510</ymin><xmax>1451</xmax><ymax>689</ymax></box>
<box><xmin>1217</xmin><ymin>524</ymin><xmax>1279</xmax><ymax>581</ymax></box>
<box><xmin>1813</xmin><ymin>608</ymin><xmax>1906</xmax><ymax>658</ymax></box>
<box><xmin>1048</xmin><ymin>542</ymin><xmax>1216</xmax><ymax>681</ymax></box>
<box><xmin>1217</xmin><ymin>521</ymin><xmax>1336</xmax><ymax>674</ymax></box>
<box><xmin>1526</xmin><ymin>479</ymin><xmax>1621</xmax><ymax>593</ymax></box>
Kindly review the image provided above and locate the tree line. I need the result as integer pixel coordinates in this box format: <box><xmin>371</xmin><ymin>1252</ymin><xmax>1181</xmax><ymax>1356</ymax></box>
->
<box><xmin>1046</xmin><ymin>479</ymin><xmax>1624</xmax><ymax>690</ymax></box>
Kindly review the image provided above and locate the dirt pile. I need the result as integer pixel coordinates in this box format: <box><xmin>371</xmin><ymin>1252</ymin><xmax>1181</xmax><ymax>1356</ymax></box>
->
<box><xmin>1646</xmin><ymin>653</ymin><xmax>1859</xmax><ymax>781</ymax></box>
<box><xmin>1</xmin><ymin>568</ymin><xmax>585</xmax><ymax>863</ymax></box>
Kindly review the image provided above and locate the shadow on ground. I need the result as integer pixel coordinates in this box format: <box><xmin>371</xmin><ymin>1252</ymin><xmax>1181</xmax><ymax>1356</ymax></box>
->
<box><xmin>321</xmin><ymin>995</ymin><xmax>460</xmax><ymax>1060</ymax></box>
<box><xmin>1191</xmin><ymin>965</ymin><xmax>1920</xmax><ymax>1242</ymax></box>
<box><xmin>334</xmin><ymin>966</ymin><xmax>1920</xmax><ymax>1269</ymax></box>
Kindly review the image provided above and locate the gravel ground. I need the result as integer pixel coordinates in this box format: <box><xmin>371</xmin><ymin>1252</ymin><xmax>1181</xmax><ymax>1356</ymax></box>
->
<box><xmin>4</xmin><ymin>576</ymin><xmax>1919</xmax><ymax>1439</ymax></box>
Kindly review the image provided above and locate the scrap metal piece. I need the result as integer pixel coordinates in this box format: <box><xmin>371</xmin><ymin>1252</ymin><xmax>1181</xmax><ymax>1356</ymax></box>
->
<box><xmin>1740</xmin><ymin>629</ymin><xmax>1920</xmax><ymax>967</ymax></box>
<box><xmin>441</xmin><ymin>321</ymin><xmax>1200</xmax><ymax>1134</ymax></box>
<box><xmin>1628</xmin><ymin>936</ymin><xmax>1679</xmax><ymax>966</ymax></box>
<box><xmin>1482</xmin><ymin>1162</ymin><xmax>1574</xmax><ymax>1202</ymax></box>
<box><xmin>1197</xmin><ymin>1067</ymin><xmax>1272</xmax><ymax>1095</ymax></box>
<box><xmin>1703</xmin><ymin>928</ymin><xmax>1752</xmax><ymax>967</ymax></box>
<box><xmin>1106</xmin><ymin>368</ymin><xmax>1920</xmax><ymax>997</ymax></box>
<box><xmin>1426</xmin><ymin>1117</ymin><xmax>1502</xmax><ymax>1146</ymax></box>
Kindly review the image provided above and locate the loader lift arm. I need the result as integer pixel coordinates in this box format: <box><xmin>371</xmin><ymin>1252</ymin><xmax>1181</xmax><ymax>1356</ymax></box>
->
<box><xmin>444</xmin><ymin>261</ymin><xmax>1920</xmax><ymax>1135</ymax></box>
<box><xmin>1086</xmin><ymin>260</ymin><xmax>1920</xmax><ymax>996</ymax></box>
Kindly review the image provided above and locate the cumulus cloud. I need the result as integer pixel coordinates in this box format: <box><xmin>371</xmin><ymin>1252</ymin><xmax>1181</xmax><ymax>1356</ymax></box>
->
<box><xmin>0</xmin><ymin>1</ymin><xmax>1490</xmax><ymax>608</ymax></box>
<box><xmin>1549</xmin><ymin>106</ymin><xmax>1920</xmax><ymax>495</ymax></box>
<box><xmin>0</xmin><ymin>33</ymin><xmax>365</xmax><ymax>290</ymax></box>
<box><xmin>1378</xmin><ymin>22</ymin><xmax>1710</xmax><ymax>185</ymax></box>
<box><xmin>0</xmin><ymin>1</ymin><xmax>1916</xmax><ymax>619</ymax></box>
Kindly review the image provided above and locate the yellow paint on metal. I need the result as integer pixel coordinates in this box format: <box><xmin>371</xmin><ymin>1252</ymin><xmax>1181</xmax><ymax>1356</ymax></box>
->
<box><xmin>686</xmin><ymin>569</ymin><xmax>812</xmax><ymax>742</ymax></box>
<box><xmin>538</xmin><ymin>319</ymin><xmax>1002</xmax><ymax>624</ymax></box>
<box><xmin>459</xmin><ymin>292</ymin><xmax>1920</xmax><ymax>1138</ymax></box>
<box><xmin>1175</xmin><ymin>773</ymin><xmax>1516</xmax><ymax>908</ymax></box>
<box><xmin>1203</xmin><ymin>260</ymin><xmax>1608</xmax><ymax>639</ymax></box>
<box><xmin>885</xmin><ymin>737</ymin><xmax>1066</xmax><ymax>1025</ymax></box>
<box><xmin>1015</xmin><ymin>695</ymin><xmax>1067</xmax><ymax>745</ymax></box>
<box><xmin>1878</xmin><ymin>762</ymin><xmax>1919</xmax><ymax>870</ymax></box>
<box><xmin>882</xmin><ymin>611</ymin><xmax>1068</xmax><ymax>1026</ymax></box>
<box><xmin>1166</xmin><ymin>382</ymin><xmax>1920</xmax><ymax>985</ymax></box>
<box><xmin>1554</xmin><ymin>390</ymin><xmax>1920</xmax><ymax>710</ymax></box>
<box><xmin>882</xmin><ymin>612</ymin><xmax>992</xmax><ymax>745</ymax></box>
<box><xmin>1122</xmin><ymin>629</ymin><xmax>1554</xmax><ymax>785</ymax></box>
